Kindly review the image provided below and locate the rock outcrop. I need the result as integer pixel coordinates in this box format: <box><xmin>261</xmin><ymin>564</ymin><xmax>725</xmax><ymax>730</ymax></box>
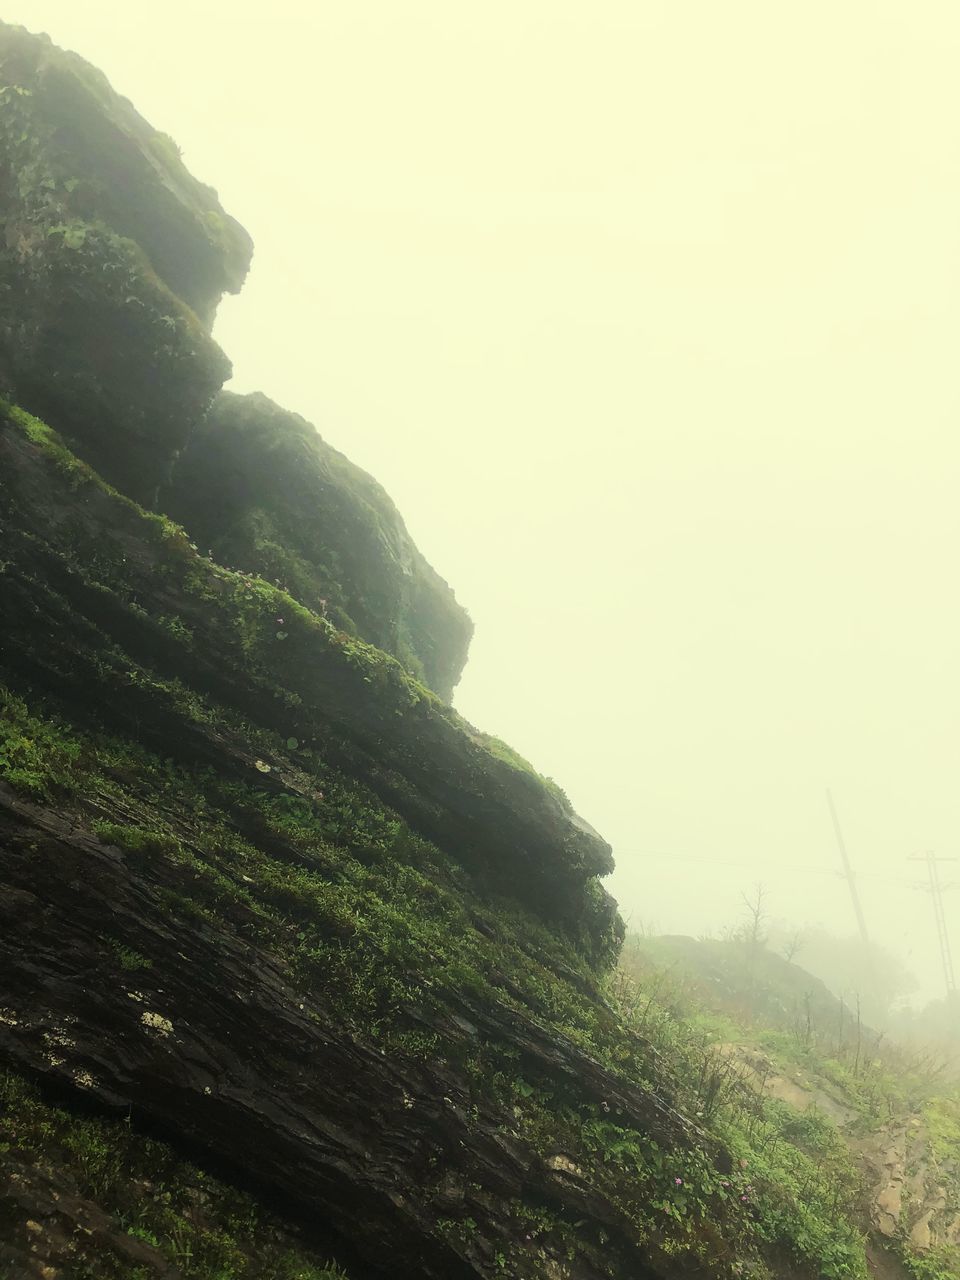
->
<box><xmin>0</xmin><ymin>21</ymin><xmax>251</xmax><ymax>501</ymax></box>
<box><xmin>0</xmin><ymin>20</ymin><xmax>881</xmax><ymax>1280</ymax></box>
<box><xmin>164</xmin><ymin>390</ymin><xmax>473</xmax><ymax>700</ymax></box>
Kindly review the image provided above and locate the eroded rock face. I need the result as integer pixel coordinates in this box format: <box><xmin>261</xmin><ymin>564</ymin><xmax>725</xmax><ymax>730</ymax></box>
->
<box><xmin>163</xmin><ymin>391</ymin><xmax>474</xmax><ymax>700</ymax></box>
<box><xmin>0</xmin><ymin>25</ymin><xmax>849</xmax><ymax>1280</ymax></box>
<box><xmin>0</xmin><ymin>21</ymin><xmax>252</xmax><ymax>501</ymax></box>
<box><xmin>0</xmin><ymin>408</ymin><xmax>686</xmax><ymax>1280</ymax></box>
<box><xmin>0</xmin><ymin>406</ymin><xmax>617</xmax><ymax>956</ymax></box>
<box><xmin>0</xmin><ymin>784</ymin><xmax>671</xmax><ymax>1280</ymax></box>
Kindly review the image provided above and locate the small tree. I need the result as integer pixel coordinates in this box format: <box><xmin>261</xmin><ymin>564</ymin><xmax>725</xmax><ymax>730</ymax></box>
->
<box><xmin>782</xmin><ymin>928</ymin><xmax>805</xmax><ymax>964</ymax></box>
<box><xmin>738</xmin><ymin>882</ymin><xmax>768</xmax><ymax>1012</ymax></box>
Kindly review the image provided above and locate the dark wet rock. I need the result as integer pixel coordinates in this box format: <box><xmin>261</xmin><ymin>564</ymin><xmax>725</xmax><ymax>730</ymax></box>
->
<box><xmin>0</xmin><ymin>783</ymin><xmax>676</xmax><ymax>1280</ymax></box>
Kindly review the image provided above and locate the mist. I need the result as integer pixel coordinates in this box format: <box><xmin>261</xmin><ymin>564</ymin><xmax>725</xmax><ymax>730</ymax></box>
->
<box><xmin>9</xmin><ymin>0</ymin><xmax>960</xmax><ymax>1002</ymax></box>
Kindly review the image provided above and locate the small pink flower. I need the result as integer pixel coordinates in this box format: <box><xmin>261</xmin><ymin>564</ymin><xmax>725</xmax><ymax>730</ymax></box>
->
<box><xmin>674</xmin><ymin>1177</ymin><xmax>683</xmax><ymax>1186</ymax></box>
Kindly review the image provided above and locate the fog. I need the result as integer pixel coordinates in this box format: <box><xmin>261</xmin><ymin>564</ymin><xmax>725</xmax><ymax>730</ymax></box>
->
<box><xmin>8</xmin><ymin>0</ymin><xmax>960</xmax><ymax>1002</ymax></box>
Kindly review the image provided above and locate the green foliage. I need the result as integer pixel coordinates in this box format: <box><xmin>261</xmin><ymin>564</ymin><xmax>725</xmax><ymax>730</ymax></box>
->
<box><xmin>903</xmin><ymin>1244</ymin><xmax>960</xmax><ymax>1280</ymax></box>
<box><xmin>922</xmin><ymin>1092</ymin><xmax>960</xmax><ymax>1164</ymax></box>
<box><xmin>608</xmin><ymin>960</ymin><xmax>869</xmax><ymax>1279</ymax></box>
<box><xmin>0</xmin><ymin>680</ymin><xmax>878</xmax><ymax>1278</ymax></box>
<box><xmin>5</xmin><ymin>402</ymin><xmax>95</xmax><ymax>490</ymax></box>
<box><xmin>0</xmin><ymin>687</ymin><xmax>88</xmax><ymax>798</ymax></box>
<box><xmin>103</xmin><ymin>936</ymin><xmax>153</xmax><ymax>971</ymax></box>
<box><xmin>148</xmin><ymin>130</ymin><xmax>183</xmax><ymax>162</ymax></box>
<box><xmin>0</xmin><ymin>399</ymin><xmax>921</xmax><ymax>1277</ymax></box>
<box><xmin>92</xmin><ymin>821</ymin><xmax>184</xmax><ymax>861</ymax></box>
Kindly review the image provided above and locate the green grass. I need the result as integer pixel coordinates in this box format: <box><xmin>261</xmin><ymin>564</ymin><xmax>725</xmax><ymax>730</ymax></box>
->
<box><xmin>0</xmin><ymin>401</ymin><xmax>917</xmax><ymax>1278</ymax></box>
<box><xmin>0</xmin><ymin>682</ymin><xmax>875</xmax><ymax>1279</ymax></box>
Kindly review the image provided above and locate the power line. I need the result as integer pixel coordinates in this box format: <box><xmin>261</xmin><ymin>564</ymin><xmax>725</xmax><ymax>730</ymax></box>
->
<box><xmin>907</xmin><ymin>851</ymin><xmax>957</xmax><ymax>997</ymax></box>
<box><xmin>826</xmin><ymin>789</ymin><xmax>873</xmax><ymax>956</ymax></box>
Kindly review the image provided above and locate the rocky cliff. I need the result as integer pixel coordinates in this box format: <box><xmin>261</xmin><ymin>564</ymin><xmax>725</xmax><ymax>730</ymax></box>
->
<box><xmin>0</xmin><ymin>23</ymin><xmax>251</xmax><ymax>502</ymax></box>
<box><xmin>0</xmin><ymin>21</ymin><xmax>877</xmax><ymax>1280</ymax></box>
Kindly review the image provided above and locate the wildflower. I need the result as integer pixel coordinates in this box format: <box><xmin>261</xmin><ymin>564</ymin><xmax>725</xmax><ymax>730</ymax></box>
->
<box><xmin>674</xmin><ymin>1177</ymin><xmax>683</xmax><ymax>1186</ymax></box>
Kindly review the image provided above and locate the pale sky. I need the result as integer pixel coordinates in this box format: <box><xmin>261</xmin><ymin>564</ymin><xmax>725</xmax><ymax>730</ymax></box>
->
<box><xmin>7</xmin><ymin>1</ymin><xmax>960</xmax><ymax>999</ymax></box>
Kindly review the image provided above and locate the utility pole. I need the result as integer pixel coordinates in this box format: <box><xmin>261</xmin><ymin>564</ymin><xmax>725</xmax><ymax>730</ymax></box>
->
<box><xmin>907</xmin><ymin>851</ymin><xmax>957</xmax><ymax>998</ymax></box>
<box><xmin>826</xmin><ymin>790</ymin><xmax>873</xmax><ymax>955</ymax></box>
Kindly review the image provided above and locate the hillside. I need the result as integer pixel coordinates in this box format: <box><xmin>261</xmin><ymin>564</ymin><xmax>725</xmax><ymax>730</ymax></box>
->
<box><xmin>621</xmin><ymin>934</ymin><xmax>960</xmax><ymax>1280</ymax></box>
<box><xmin>0</xmin><ymin>20</ymin><xmax>944</xmax><ymax>1280</ymax></box>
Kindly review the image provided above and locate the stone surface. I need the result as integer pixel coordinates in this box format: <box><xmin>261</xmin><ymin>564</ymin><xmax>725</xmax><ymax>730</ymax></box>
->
<box><xmin>0</xmin><ymin>23</ymin><xmax>914</xmax><ymax>1280</ymax></box>
<box><xmin>0</xmin><ymin>21</ymin><xmax>252</xmax><ymax>500</ymax></box>
<box><xmin>0</xmin><ymin>407</ymin><xmax>616</xmax><ymax>940</ymax></box>
<box><xmin>163</xmin><ymin>391</ymin><xmax>474</xmax><ymax>700</ymax></box>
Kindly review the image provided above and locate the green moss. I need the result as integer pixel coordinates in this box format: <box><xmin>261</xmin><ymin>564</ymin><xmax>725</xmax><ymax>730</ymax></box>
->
<box><xmin>92</xmin><ymin>822</ymin><xmax>185</xmax><ymax>861</ymax></box>
<box><xmin>6</xmin><ymin>402</ymin><xmax>96</xmax><ymax>490</ymax></box>
<box><xmin>474</xmin><ymin>732</ymin><xmax>569</xmax><ymax>804</ymax></box>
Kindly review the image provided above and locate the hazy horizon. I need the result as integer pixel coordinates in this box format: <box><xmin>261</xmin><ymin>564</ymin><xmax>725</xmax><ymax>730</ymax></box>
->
<box><xmin>7</xmin><ymin>0</ymin><xmax>960</xmax><ymax>1001</ymax></box>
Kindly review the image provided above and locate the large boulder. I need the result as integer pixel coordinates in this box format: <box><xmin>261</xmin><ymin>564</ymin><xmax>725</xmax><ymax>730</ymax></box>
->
<box><xmin>0</xmin><ymin>21</ymin><xmax>252</xmax><ymax>501</ymax></box>
<box><xmin>164</xmin><ymin>391</ymin><xmax>474</xmax><ymax>699</ymax></box>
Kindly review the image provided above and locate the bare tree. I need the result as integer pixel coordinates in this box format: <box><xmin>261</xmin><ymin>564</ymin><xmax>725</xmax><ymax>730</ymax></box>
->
<box><xmin>739</xmin><ymin>883</ymin><xmax>768</xmax><ymax>1013</ymax></box>
<box><xmin>740</xmin><ymin>882</ymin><xmax>768</xmax><ymax>952</ymax></box>
<box><xmin>782</xmin><ymin>928</ymin><xmax>805</xmax><ymax>964</ymax></box>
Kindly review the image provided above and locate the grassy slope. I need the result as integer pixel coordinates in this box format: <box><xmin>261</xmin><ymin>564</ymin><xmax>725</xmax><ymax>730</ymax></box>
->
<box><xmin>620</xmin><ymin>935</ymin><xmax>960</xmax><ymax>1280</ymax></box>
<box><xmin>0</xmin><ymin>403</ymin><xmax>880</xmax><ymax>1278</ymax></box>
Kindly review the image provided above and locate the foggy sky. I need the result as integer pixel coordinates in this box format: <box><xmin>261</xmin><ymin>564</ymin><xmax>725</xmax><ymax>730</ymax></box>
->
<box><xmin>8</xmin><ymin>1</ymin><xmax>960</xmax><ymax>999</ymax></box>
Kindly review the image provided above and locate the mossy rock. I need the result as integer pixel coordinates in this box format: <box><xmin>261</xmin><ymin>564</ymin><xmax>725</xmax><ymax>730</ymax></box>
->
<box><xmin>0</xmin><ymin>400</ymin><xmax>616</xmax><ymax>947</ymax></box>
<box><xmin>0</xmin><ymin>21</ymin><xmax>252</xmax><ymax>501</ymax></box>
<box><xmin>164</xmin><ymin>390</ymin><xmax>474</xmax><ymax>700</ymax></box>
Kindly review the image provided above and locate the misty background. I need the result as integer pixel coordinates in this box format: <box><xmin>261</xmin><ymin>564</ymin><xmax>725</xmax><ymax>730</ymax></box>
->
<box><xmin>7</xmin><ymin>1</ymin><xmax>960</xmax><ymax>1004</ymax></box>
